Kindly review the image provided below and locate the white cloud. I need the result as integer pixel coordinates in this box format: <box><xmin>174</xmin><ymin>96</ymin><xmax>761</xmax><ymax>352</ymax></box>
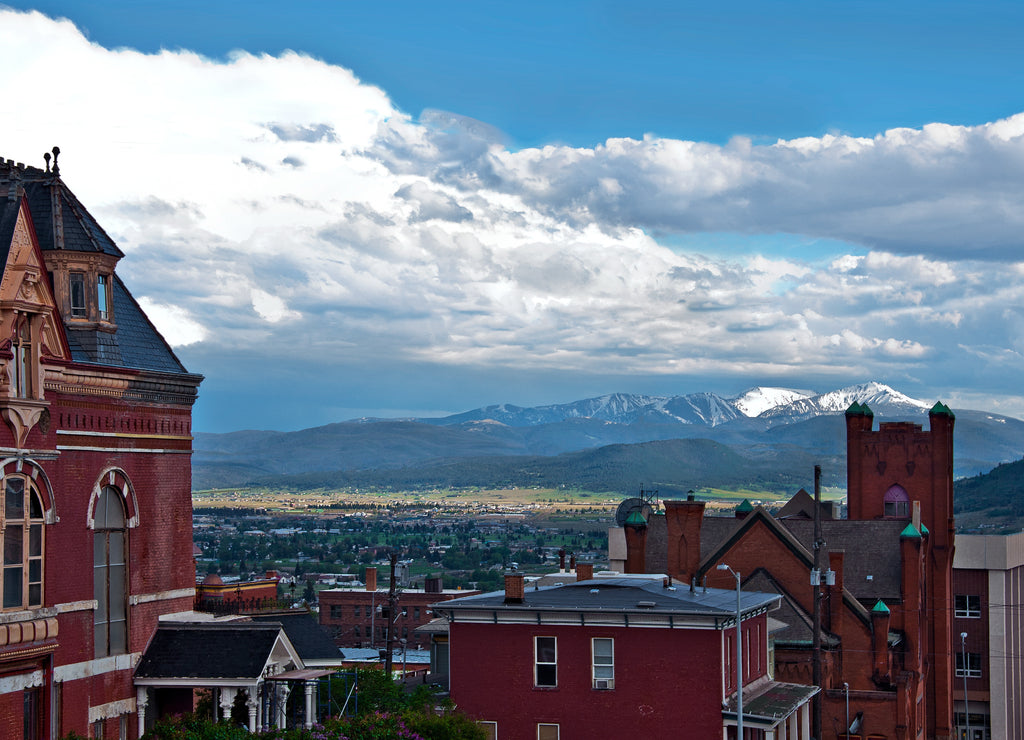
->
<box><xmin>3</xmin><ymin>8</ymin><xmax>1024</xmax><ymax>420</ymax></box>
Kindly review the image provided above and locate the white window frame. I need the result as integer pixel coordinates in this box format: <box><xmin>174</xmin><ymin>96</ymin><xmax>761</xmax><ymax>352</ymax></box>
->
<box><xmin>534</xmin><ymin>636</ymin><xmax>557</xmax><ymax>687</ymax></box>
<box><xmin>478</xmin><ymin>721</ymin><xmax>497</xmax><ymax>740</ymax></box>
<box><xmin>592</xmin><ymin>637</ymin><xmax>614</xmax><ymax>689</ymax></box>
<box><xmin>955</xmin><ymin>651</ymin><xmax>982</xmax><ymax>679</ymax></box>
<box><xmin>537</xmin><ymin>724</ymin><xmax>559</xmax><ymax>740</ymax></box>
<box><xmin>955</xmin><ymin>594</ymin><xmax>981</xmax><ymax>618</ymax></box>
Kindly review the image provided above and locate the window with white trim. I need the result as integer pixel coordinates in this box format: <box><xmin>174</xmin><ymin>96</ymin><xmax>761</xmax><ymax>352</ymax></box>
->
<box><xmin>2</xmin><ymin>475</ymin><xmax>45</xmax><ymax>610</ymax></box>
<box><xmin>478</xmin><ymin>721</ymin><xmax>497</xmax><ymax>740</ymax></box>
<box><xmin>537</xmin><ymin>724</ymin><xmax>559</xmax><ymax>740</ymax></box>
<box><xmin>955</xmin><ymin>651</ymin><xmax>982</xmax><ymax>678</ymax></box>
<box><xmin>955</xmin><ymin>594</ymin><xmax>981</xmax><ymax>618</ymax></box>
<box><xmin>94</xmin><ymin>486</ymin><xmax>127</xmax><ymax>657</ymax></box>
<box><xmin>534</xmin><ymin>636</ymin><xmax>557</xmax><ymax>687</ymax></box>
<box><xmin>592</xmin><ymin>637</ymin><xmax>614</xmax><ymax>689</ymax></box>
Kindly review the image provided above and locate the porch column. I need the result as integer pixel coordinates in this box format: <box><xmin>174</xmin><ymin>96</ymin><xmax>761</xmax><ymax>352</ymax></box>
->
<box><xmin>275</xmin><ymin>683</ymin><xmax>291</xmax><ymax>728</ymax></box>
<box><xmin>219</xmin><ymin>687</ymin><xmax>237</xmax><ymax>722</ymax></box>
<box><xmin>304</xmin><ymin>680</ymin><xmax>317</xmax><ymax>729</ymax></box>
<box><xmin>800</xmin><ymin>703</ymin><xmax>810</xmax><ymax>740</ymax></box>
<box><xmin>136</xmin><ymin>687</ymin><xmax>149</xmax><ymax>737</ymax></box>
<box><xmin>246</xmin><ymin>687</ymin><xmax>259</xmax><ymax>733</ymax></box>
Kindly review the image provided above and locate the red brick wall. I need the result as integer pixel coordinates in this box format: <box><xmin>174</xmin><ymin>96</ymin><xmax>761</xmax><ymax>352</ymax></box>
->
<box><xmin>449</xmin><ymin>619</ymin><xmax>747</xmax><ymax>738</ymax></box>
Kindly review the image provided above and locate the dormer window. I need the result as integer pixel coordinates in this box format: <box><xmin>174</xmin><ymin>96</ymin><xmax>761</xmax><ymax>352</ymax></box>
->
<box><xmin>883</xmin><ymin>485</ymin><xmax>910</xmax><ymax>519</ymax></box>
<box><xmin>69</xmin><ymin>272</ymin><xmax>86</xmax><ymax>318</ymax></box>
<box><xmin>13</xmin><ymin>317</ymin><xmax>34</xmax><ymax>399</ymax></box>
<box><xmin>97</xmin><ymin>274</ymin><xmax>110</xmax><ymax>320</ymax></box>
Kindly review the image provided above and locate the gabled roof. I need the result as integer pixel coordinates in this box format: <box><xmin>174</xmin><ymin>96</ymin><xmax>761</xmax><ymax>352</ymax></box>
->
<box><xmin>251</xmin><ymin>612</ymin><xmax>341</xmax><ymax>663</ymax></box>
<box><xmin>134</xmin><ymin>623</ymin><xmax>301</xmax><ymax>682</ymax></box>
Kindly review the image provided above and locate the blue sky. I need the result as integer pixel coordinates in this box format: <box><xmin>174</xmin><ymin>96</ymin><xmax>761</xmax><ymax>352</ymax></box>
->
<box><xmin>4</xmin><ymin>2</ymin><xmax>1024</xmax><ymax>431</ymax></box>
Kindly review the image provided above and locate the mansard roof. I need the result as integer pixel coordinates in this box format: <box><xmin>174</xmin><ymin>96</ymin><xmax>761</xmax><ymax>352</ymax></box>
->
<box><xmin>1</xmin><ymin>156</ymin><xmax>195</xmax><ymax>377</ymax></box>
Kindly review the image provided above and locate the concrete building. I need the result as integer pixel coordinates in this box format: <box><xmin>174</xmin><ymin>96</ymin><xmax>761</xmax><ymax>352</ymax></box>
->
<box><xmin>951</xmin><ymin>531</ymin><xmax>1024</xmax><ymax>740</ymax></box>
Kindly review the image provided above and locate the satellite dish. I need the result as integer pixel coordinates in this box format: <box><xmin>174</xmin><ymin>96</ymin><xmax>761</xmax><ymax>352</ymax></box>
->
<box><xmin>615</xmin><ymin>497</ymin><xmax>653</xmax><ymax>527</ymax></box>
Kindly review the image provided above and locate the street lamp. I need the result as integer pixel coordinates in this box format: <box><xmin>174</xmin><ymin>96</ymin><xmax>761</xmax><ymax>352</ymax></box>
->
<box><xmin>961</xmin><ymin>632</ymin><xmax>970</xmax><ymax>740</ymax></box>
<box><xmin>843</xmin><ymin>682</ymin><xmax>849</xmax><ymax>739</ymax></box>
<box><xmin>717</xmin><ymin>563</ymin><xmax>743</xmax><ymax>740</ymax></box>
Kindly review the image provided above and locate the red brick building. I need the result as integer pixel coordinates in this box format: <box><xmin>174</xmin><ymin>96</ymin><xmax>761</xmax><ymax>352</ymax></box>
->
<box><xmin>611</xmin><ymin>402</ymin><xmax>959</xmax><ymax>740</ymax></box>
<box><xmin>434</xmin><ymin>571</ymin><xmax>817</xmax><ymax>740</ymax></box>
<box><xmin>0</xmin><ymin>151</ymin><xmax>201</xmax><ymax>739</ymax></box>
<box><xmin>319</xmin><ymin>570</ymin><xmax>475</xmax><ymax>649</ymax></box>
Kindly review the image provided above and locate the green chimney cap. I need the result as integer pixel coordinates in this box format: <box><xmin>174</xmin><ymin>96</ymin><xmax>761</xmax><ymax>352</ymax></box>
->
<box><xmin>871</xmin><ymin>599</ymin><xmax>890</xmax><ymax>614</ymax></box>
<box><xmin>900</xmin><ymin>523</ymin><xmax>922</xmax><ymax>539</ymax></box>
<box><xmin>624</xmin><ymin>511</ymin><xmax>647</xmax><ymax>526</ymax></box>
<box><xmin>737</xmin><ymin>499</ymin><xmax>754</xmax><ymax>513</ymax></box>
<box><xmin>845</xmin><ymin>402</ymin><xmax>873</xmax><ymax>417</ymax></box>
<box><xmin>929</xmin><ymin>401</ymin><xmax>955</xmax><ymax>419</ymax></box>
<box><xmin>919</xmin><ymin>522</ymin><xmax>929</xmax><ymax>536</ymax></box>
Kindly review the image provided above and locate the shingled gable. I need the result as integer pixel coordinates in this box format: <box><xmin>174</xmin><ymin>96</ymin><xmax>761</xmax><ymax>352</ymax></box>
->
<box><xmin>251</xmin><ymin>612</ymin><xmax>342</xmax><ymax>666</ymax></box>
<box><xmin>694</xmin><ymin>506</ymin><xmax>873</xmax><ymax>628</ymax></box>
<box><xmin>134</xmin><ymin>623</ymin><xmax>302</xmax><ymax>683</ymax></box>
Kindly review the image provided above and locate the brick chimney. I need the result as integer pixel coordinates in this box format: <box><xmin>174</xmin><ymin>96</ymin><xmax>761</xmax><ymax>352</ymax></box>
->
<box><xmin>569</xmin><ymin>554</ymin><xmax>576</xmax><ymax>572</ymax></box>
<box><xmin>576</xmin><ymin>563</ymin><xmax>594</xmax><ymax>581</ymax></box>
<box><xmin>424</xmin><ymin>575</ymin><xmax>442</xmax><ymax>594</ymax></box>
<box><xmin>504</xmin><ymin>573</ymin><xmax>525</xmax><ymax>604</ymax></box>
<box><xmin>871</xmin><ymin>600</ymin><xmax>892</xmax><ymax>681</ymax></box>
<box><xmin>558</xmin><ymin>549</ymin><xmax>566</xmax><ymax>573</ymax></box>
<box><xmin>664</xmin><ymin>499</ymin><xmax>705</xmax><ymax>583</ymax></box>
<box><xmin>365</xmin><ymin>567</ymin><xmax>377</xmax><ymax>592</ymax></box>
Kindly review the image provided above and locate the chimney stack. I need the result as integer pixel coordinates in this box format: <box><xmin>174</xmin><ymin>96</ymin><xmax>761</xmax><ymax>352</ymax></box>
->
<box><xmin>558</xmin><ymin>549</ymin><xmax>566</xmax><ymax>573</ymax></box>
<box><xmin>576</xmin><ymin>563</ymin><xmax>594</xmax><ymax>581</ymax></box>
<box><xmin>504</xmin><ymin>573</ymin><xmax>525</xmax><ymax>604</ymax></box>
<box><xmin>365</xmin><ymin>567</ymin><xmax>377</xmax><ymax>592</ymax></box>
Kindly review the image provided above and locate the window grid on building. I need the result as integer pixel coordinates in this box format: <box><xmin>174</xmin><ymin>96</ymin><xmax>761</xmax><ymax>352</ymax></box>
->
<box><xmin>955</xmin><ymin>594</ymin><xmax>982</xmax><ymax>618</ymax></box>
<box><xmin>534</xmin><ymin>636</ymin><xmax>557</xmax><ymax>687</ymax></box>
<box><xmin>2</xmin><ymin>475</ymin><xmax>45</xmax><ymax>610</ymax></box>
<box><xmin>94</xmin><ymin>486</ymin><xmax>128</xmax><ymax>657</ymax></box>
<box><xmin>592</xmin><ymin>637</ymin><xmax>614</xmax><ymax>689</ymax></box>
<box><xmin>955</xmin><ymin>651</ymin><xmax>982</xmax><ymax>678</ymax></box>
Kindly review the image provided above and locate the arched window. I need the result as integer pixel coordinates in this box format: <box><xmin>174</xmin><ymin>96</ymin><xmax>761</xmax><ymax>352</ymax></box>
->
<box><xmin>2</xmin><ymin>475</ymin><xmax>44</xmax><ymax>609</ymax></box>
<box><xmin>883</xmin><ymin>485</ymin><xmax>910</xmax><ymax>519</ymax></box>
<box><xmin>12</xmin><ymin>316</ymin><xmax>35</xmax><ymax>399</ymax></box>
<box><xmin>94</xmin><ymin>486</ymin><xmax>127</xmax><ymax>657</ymax></box>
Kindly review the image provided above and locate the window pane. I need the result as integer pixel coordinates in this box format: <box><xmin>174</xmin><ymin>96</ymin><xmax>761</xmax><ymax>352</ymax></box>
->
<box><xmin>29</xmin><ymin>524</ymin><xmax>41</xmax><ymax>557</ymax></box>
<box><xmin>538</xmin><ymin>724</ymin><xmax>559</xmax><ymax>740</ymax></box>
<box><xmin>70</xmin><ymin>273</ymin><xmax>86</xmax><ymax>317</ymax></box>
<box><xmin>28</xmin><ymin>558</ymin><xmax>41</xmax><ymax>583</ymax></box>
<box><xmin>109</xmin><ymin>532</ymin><xmax>125</xmax><ymax>567</ymax></box>
<box><xmin>6</xmin><ymin>479</ymin><xmax>24</xmax><ymax>519</ymax></box>
<box><xmin>593</xmin><ymin>638</ymin><xmax>613</xmax><ymax>661</ymax></box>
<box><xmin>97</xmin><ymin>275</ymin><xmax>109</xmax><ymax>320</ymax></box>
<box><xmin>536</xmin><ymin>664</ymin><xmax>557</xmax><ymax>687</ymax></box>
<box><xmin>536</xmin><ymin>637</ymin><xmax>556</xmax><ymax>663</ymax></box>
<box><xmin>28</xmin><ymin>583</ymin><xmax>40</xmax><ymax>606</ymax></box>
<box><xmin>29</xmin><ymin>491</ymin><xmax>42</xmax><ymax>520</ymax></box>
<box><xmin>5</xmin><ymin>526</ymin><xmax>23</xmax><ymax>565</ymax></box>
<box><xmin>109</xmin><ymin>619</ymin><xmax>126</xmax><ymax>654</ymax></box>
<box><xmin>109</xmin><ymin>565</ymin><xmax>126</xmax><ymax>620</ymax></box>
<box><xmin>4</xmin><ymin>566</ymin><xmax>23</xmax><ymax>608</ymax></box>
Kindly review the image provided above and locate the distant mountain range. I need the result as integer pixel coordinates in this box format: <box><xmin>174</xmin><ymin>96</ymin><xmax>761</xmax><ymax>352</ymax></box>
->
<box><xmin>193</xmin><ymin>382</ymin><xmax>1024</xmax><ymax>494</ymax></box>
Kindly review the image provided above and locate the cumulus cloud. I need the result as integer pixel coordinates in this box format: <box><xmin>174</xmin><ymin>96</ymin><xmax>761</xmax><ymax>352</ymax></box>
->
<box><xmin>3</xmin><ymin>8</ymin><xmax>1024</xmax><ymax>421</ymax></box>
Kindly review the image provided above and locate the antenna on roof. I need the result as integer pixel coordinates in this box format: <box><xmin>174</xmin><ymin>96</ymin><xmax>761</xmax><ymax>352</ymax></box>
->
<box><xmin>50</xmin><ymin>146</ymin><xmax>60</xmax><ymax>176</ymax></box>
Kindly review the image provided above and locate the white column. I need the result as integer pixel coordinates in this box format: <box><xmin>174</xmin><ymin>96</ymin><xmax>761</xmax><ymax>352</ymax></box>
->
<box><xmin>136</xmin><ymin>687</ymin><xmax>149</xmax><ymax>737</ymax></box>
<box><xmin>275</xmin><ymin>684</ymin><xmax>291</xmax><ymax>729</ymax></box>
<box><xmin>246</xmin><ymin>688</ymin><xmax>259</xmax><ymax>733</ymax></box>
<box><xmin>219</xmin><ymin>687</ymin><xmax>237</xmax><ymax>722</ymax></box>
<box><xmin>304</xmin><ymin>680</ymin><xmax>317</xmax><ymax>729</ymax></box>
<box><xmin>777</xmin><ymin>715</ymin><xmax>787</xmax><ymax>740</ymax></box>
<box><xmin>800</xmin><ymin>702</ymin><xmax>810</xmax><ymax>740</ymax></box>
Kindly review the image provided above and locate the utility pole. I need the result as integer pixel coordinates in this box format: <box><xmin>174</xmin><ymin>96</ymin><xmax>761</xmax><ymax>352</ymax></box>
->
<box><xmin>384</xmin><ymin>552</ymin><xmax>398</xmax><ymax>676</ymax></box>
<box><xmin>812</xmin><ymin>464</ymin><xmax>823</xmax><ymax>740</ymax></box>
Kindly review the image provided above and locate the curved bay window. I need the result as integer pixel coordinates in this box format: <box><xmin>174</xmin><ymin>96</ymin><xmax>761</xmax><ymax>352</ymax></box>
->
<box><xmin>2</xmin><ymin>476</ymin><xmax>44</xmax><ymax>610</ymax></box>
<box><xmin>883</xmin><ymin>485</ymin><xmax>910</xmax><ymax>519</ymax></box>
<box><xmin>94</xmin><ymin>486</ymin><xmax>127</xmax><ymax>657</ymax></box>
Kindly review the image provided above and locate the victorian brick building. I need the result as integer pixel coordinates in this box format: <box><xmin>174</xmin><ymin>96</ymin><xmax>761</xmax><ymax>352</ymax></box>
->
<box><xmin>611</xmin><ymin>403</ymin><xmax>958</xmax><ymax>740</ymax></box>
<box><xmin>0</xmin><ymin>151</ymin><xmax>201</xmax><ymax>739</ymax></box>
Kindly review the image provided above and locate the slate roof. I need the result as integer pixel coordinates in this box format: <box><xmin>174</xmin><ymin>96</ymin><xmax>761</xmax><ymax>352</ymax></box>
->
<box><xmin>1</xmin><ymin>158</ymin><xmax>195</xmax><ymax>376</ymax></box>
<box><xmin>436</xmin><ymin>576</ymin><xmax>780</xmax><ymax>619</ymax></box>
<box><xmin>251</xmin><ymin>612</ymin><xmax>340</xmax><ymax>663</ymax></box>
<box><xmin>135</xmin><ymin>623</ymin><xmax>287</xmax><ymax>680</ymax></box>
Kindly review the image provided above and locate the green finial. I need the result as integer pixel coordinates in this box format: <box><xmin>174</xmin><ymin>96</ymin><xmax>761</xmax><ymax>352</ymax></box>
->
<box><xmin>900</xmin><ymin>523</ymin><xmax>922</xmax><ymax>539</ymax></box>
<box><xmin>871</xmin><ymin>599</ymin><xmax>890</xmax><ymax>614</ymax></box>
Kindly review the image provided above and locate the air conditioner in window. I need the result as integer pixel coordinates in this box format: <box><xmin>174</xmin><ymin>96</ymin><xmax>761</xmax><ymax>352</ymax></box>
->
<box><xmin>594</xmin><ymin>679</ymin><xmax>614</xmax><ymax>690</ymax></box>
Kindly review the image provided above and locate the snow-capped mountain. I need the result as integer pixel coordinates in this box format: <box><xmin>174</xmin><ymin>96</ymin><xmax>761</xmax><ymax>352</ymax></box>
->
<box><xmin>437</xmin><ymin>382</ymin><xmax>931</xmax><ymax>429</ymax></box>
<box><xmin>730</xmin><ymin>387</ymin><xmax>816</xmax><ymax>417</ymax></box>
<box><xmin>757</xmin><ymin>382</ymin><xmax>931</xmax><ymax>423</ymax></box>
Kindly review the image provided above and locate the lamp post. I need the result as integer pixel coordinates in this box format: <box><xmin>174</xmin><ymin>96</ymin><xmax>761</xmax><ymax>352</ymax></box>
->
<box><xmin>843</xmin><ymin>682</ymin><xmax>849</xmax><ymax>739</ymax></box>
<box><xmin>717</xmin><ymin>563</ymin><xmax>743</xmax><ymax>740</ymax></box>
<box><xmin>961</xmin><ymin>631</ymin><xmax>970</xmax><ymax>739</ymax></box>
